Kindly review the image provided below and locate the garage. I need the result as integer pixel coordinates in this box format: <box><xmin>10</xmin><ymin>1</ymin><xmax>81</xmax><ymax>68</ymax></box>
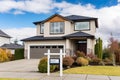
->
<box><xmin>30</xmin><ymin>45</ymin><xmax>64</xmax><ymax>59</ymax></box>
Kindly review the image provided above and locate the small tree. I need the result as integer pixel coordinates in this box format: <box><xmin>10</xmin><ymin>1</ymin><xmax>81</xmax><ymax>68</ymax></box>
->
<box><xmin>95</xmin><ymin>37</ymin><xmax>103</xmax><ymax>59</ymax></box>
<box><xmin>108</xmin><ymin>37</ymin><xmax>119</xmax><ymax>65</ymax></box>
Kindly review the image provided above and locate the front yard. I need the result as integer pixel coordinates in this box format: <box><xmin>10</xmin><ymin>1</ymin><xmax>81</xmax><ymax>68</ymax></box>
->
<box><xmin>64</xmin><ymin>66</ymin><xmax>120</xmax><ymax>76</ymax></box>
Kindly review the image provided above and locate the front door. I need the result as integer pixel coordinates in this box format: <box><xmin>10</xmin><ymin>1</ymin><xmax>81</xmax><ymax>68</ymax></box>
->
<box><xmin>76</xmin><ymin>40</ymin><xmax>87</xmax><ymax>55</ymax></box>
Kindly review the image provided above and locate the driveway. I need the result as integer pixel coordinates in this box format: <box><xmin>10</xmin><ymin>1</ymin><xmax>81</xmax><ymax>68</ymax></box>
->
<box><xmin>0</xmin><ymin>59</ymin><xmax>39</xmax><ymax>72</ymax></box>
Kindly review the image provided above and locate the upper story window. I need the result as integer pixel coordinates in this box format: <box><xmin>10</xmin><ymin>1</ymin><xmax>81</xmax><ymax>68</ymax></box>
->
<box><xmin>50</xmin><ymin>22</ymin><xmax>64</xmax><ymax>34</ymax></box>
<box><xmin>75</xmin><ymin>22</ymin><xmax>90</xmax><ymax>31</ymax></box>
<box><xmin>40</xmin><ymin>23</ymin><xmax>44</xmax><ymax>34</ymax></box>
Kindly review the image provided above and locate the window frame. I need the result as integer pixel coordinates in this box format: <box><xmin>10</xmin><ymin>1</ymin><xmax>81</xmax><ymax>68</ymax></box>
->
<box><xmin>40</xmin><ymin>23</ymin><xmax>44</xmax><ymax>34</ymax></box>
<box><xmin>74</xmin><ymin>21</ymin><xmax>90</xmax><ymax>31</ymax></box>
<box><xmin>50</xmin><ymin>22</ymin><xmax>64</xmax><ymax>34</ymax></box>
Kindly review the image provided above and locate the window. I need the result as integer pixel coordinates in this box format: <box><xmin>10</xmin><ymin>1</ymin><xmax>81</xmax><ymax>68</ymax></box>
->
<box><xmin>50</xmin><ymin>22</ymin><xmax>64</xmax><ymax>34</ymax></box>
<box><xmin>52</xmin><ymin>46</ymin><xmax>57</xmax><ymax>48</ymax></box>
<box><xmin>58</xmin><ymin>46</ymin><xmax>63</xmax><ymax>48</ymax></box>
<box><xmin>46</xmin><ymin>46</ymin><xmax>51</xmax><ymax>48</ymax></box>
<box><xmin>40</xmin><ymin>23</ymin><xmax>44</xmax><ymax>34</ymax></box>
<box><xmin>75</xmin><ymin>22</ymin><xmax>90</xmax><ymax>30</ymax></box>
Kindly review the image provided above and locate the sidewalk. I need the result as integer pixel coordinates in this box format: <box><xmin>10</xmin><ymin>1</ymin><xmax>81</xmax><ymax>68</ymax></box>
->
<box><xmin>0</xmin><ymin>72</ymin><xmax>120</xmax><ymax>80</ymax></box>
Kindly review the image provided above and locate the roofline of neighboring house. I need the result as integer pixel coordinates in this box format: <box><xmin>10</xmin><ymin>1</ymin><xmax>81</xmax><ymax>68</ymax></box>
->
<box><xmin>0</xmin><ymin>30</ymin><xmax>12</xmax><ymax>38</ymax></box>
<box><xmin>33</xmin><ymin>14</ymin><xmax>98</xmax><ymax>28</ymax></box>
<box><xmin>0</xmin><ymin>43</ymin><xmax>23</xmax><ymax>49</ymax></box>
<box><xmin>0</xmin><ymin>35</ymin><xmax>11</xmax><ymax>38</ymax></box>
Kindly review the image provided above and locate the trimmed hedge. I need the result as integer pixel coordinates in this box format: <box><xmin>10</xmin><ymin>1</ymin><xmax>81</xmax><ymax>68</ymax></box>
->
<box><xmin>14</xmin><ymin>48</ymin><xmax>24</xmax><ymax>60</ymax></box>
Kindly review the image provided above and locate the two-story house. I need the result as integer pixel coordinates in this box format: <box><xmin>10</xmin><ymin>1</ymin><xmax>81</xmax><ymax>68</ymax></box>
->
<box><xmin>0</xmin><ymin>30</ymin><xmax>11</xmax><ymax>46</ymax></box>
<box><xmin>22</xmin><ymin>14</ymin><xmax>98</xmax><ymax>59</ymax></box>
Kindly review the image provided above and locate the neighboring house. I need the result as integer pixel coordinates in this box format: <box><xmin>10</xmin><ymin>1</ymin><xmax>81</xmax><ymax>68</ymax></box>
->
<box><xmin>0</xmin><ymin>30</ymin><xmax>11</xmax><ymax>46</ymax></box>
<box><xmin>1</xmin><ymin>43</ymin><xmax>23</xmax><ymax>54</ymax></box>
<box><xmin>22</xmin><ymin>14</ymin><xmax>98</xmax><ymax>59</ymax></box>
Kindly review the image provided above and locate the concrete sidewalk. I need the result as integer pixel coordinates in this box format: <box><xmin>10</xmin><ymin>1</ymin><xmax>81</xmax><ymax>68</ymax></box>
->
<box><xmin>0</xmin><ymin>72</ymin><xmax>120</xmax><ymax>80</ymax></box>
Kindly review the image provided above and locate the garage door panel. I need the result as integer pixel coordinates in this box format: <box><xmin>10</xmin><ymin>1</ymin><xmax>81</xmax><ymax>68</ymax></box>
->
<box><xmin>30</xmin><ymin>45</ymin><xmax>64</xmax><ymax>59</ymax></box>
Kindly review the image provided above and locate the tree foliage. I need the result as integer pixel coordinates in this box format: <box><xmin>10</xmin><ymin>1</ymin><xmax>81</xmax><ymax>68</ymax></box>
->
<box><xmin>95</xmin><ymin>37</ymin><xmax>103</xmax><ymax>59</ymax></box>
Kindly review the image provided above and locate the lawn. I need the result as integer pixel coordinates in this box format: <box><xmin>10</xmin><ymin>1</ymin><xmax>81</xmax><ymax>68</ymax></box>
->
<box><xmin>0</xmin><ymin>78</ymin><xmax>36</xmax><ymax>80</ymax></box>
<box><xmin>63</xmin><ymin>66</ymin><xmax>120</xmax><ymax>76</ymax></box>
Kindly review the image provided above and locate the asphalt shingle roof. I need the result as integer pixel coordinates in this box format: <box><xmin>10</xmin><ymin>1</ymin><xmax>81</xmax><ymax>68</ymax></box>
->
<box><xmin>21</xmin><ymin>36</ymin><xmax>65</xmax><ymax>41</ymax></box>
<box><xmin>64</xmin><ymin>32</ymin><xmax>94</xmax><ymax>38</ymax></box>
<box><xmin>0</xmin><ymin>30</ymin><xmax>11</xmax><ymax>38</ymax></box>
<box><xmin>65</xmin><ymin>15</ymin><xmax>97</xmax><ymax>21</ymax></box>
<box><xmin>1</xmin><ymin>43</ymin><xmax>23</xmax><ymax>49</ymax></box>
<box><xmin>21</xmin><ymin>32</ymin><xmax>94</xmax><ymax>41</ymax></box>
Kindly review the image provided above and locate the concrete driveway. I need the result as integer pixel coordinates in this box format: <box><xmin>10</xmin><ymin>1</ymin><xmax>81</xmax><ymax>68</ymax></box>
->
<box><xmin>0</xmin><ymin>59</ymin><xmax>39</xmax><ymax>72</ymax></box>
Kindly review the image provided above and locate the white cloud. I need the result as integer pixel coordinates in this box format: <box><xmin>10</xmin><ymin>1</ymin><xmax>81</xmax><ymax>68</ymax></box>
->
<box><xmin>118</xmin><ymin>0</ymin><xmax>120</xmax><ymax>2</ymax></box>
<box><xmin>0</xmin><ymin>0</ymin><xmax>54</xmax><ymax>14</ymax></box>
<box><xmin>3</xmin><ymin>27</ymin><xmax>36</xmax><ymax>44</ymax></box>
<box><xmin>13</xmin><ymin>10</ymin><xmax>25</xmax><ymax>15</ymax></box>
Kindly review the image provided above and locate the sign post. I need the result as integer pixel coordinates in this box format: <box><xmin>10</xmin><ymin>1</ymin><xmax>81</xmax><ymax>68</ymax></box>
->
<box><xmin>60</xmin><ymin>49</ymin><xmax>63</xmax><ymax>76</ymax></box>
<box><xmin>44</xmin><ymin>49</ymin><xmax>64</xmax><ymax>77</ymax></box>
<box><xmin>47</xmin><ymin>49</ymin><xmax>50</xmax><ymax>76</ymax></box>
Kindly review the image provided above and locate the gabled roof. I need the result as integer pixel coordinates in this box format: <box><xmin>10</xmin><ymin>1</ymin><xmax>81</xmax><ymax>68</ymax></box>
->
<box><xmin>33</xmin><ymin>14</ymin><xmax>73</xmax><ymax>25</ymax></box>
<box><xmin>64</xmin><ymin>32</ymin><xmax>94</xmax><ymax>39</ymax></box>
<box><xmin>33</xmin><ymin>14</ymin><xmax>98</xmax><ymax>27</ymax></box>
<box><xmin>1</xmin><ymin>43</ymin><xmax>23</xmax><ymax>49</ymax></box>
<box><xmin>21</xmin><ymin>36</ymin><xmax>65</xmax><ymax>41</ymax></box>
<box><xmin>0</xmin><ymin>30</ymin><xmax>11</xmax><ymax>38</ymax></box>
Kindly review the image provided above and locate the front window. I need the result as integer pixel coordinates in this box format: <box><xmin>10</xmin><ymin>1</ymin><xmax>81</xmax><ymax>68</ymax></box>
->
<box><xmin>50</xmin><ymin>22</ymin><xmax>64</xmax><ymax>34</ymax></box>
<box><xmin>75</xmin><ymin>22</ymin><xmax>90</xmax><ymax>30</ymax></box>
<box><xmin>40</xmin><ymin>23</ymin><xmax>44</xmax><ymax>34</ymax></box>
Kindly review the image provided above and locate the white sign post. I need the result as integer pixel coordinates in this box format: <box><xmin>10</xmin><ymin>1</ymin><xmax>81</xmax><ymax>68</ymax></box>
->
<box><xmin>60</xmin><ymin>49</ymin><xmax>63</xmax><ymax>76</ymax></box>
<box><xmin>44</xmin><ymin>49</ymin><xmax>64</xmax><ymax>77</ymax></box>
<box><xmin>47</xmin><ymin>49</ymin><xmax>50</xmax><ymax>76</ymax></box>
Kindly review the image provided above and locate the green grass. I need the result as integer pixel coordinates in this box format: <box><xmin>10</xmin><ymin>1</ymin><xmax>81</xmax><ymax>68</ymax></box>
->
<box><xmin>63</xmin><ymin>66</ymin><xmax>120</xmax><ymax>76</ymax></box>
<box><xmin>0</xmin><ymin>78</ymin><xmax>37</xmax><ymax>80</ymax></box>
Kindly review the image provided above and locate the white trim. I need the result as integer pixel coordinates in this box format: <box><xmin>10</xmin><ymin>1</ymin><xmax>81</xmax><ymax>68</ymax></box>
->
<box><xmin>44</xmin><ymin>53</ymin><xmax>65</xmax><ymax>56</ymax></box>
<box><xmin>27</xmin><ymin>44</ymin><xmax>65</xmax><ymax>59</ymax></box>
<box><xmin>27</xmin><ymin>45</ymin><xmax>30</xmax><ymax>59</ymax></box>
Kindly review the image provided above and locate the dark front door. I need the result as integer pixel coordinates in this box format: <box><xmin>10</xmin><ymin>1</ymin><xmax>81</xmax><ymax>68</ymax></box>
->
<box><xmin>76</xmin><ymin>40</ymin><xmax>87</xmax><ymax>55</ymax></box>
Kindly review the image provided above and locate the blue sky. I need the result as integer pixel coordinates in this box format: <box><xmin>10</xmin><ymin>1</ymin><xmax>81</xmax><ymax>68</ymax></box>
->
<box><xmin>0</xmin><ymin>0</ymin><xmax>120</xmax><ymax>46</ymax></box>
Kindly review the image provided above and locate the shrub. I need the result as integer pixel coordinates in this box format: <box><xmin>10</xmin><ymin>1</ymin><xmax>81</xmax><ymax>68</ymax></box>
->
<box><xmin>0</xmin><ymin>48</ymin><xmax>9</xmax><ymax>62</ymax></box>
<box><xmin>103</xmin><ymin>58</ymin><xmax>113</xmax><ymax>65</ymax></box>
<box><xmin>76</xmin><ymin>57</ymin><xmax>89</xmax><ymax>66</ymax></box>
<box><xmin>38</xmin><ymin>57</ymin><xmax>56</xmax><ymax>73</ymax></box>
<box><xmin>72</xmin><ymin>56</ymin><xmax>77</xmax><ymax>61</ymax></box>
<box><xmin>90</xmin><ymin>57</ymin><xmax>102</xmax><ymax>65</ymax></box>
<box><xmin>87</xmin><ymin>53</ymin><xmax>96</xmax><ymax>59</ymax></box>
<box><xmin>14</xmin><ymin>48</ymin><xmax>24</xmax><ymax>60</ymax></box>
<box><xmin>5</xmin><ymin>49</ymin><xmax>13</xmax><ymax>61</ymax></box>
<box><xmin>103</xmin><ymin>48</ymin><xmax>111</xmax><ymax>59</ymax></box>
<box><xmin>63</xmin><ymin>56</ymin><xmax>74</xmax><ymax>67</ymax></box>
<box><xmin>75</xmin><ymin>51</ymin><xmax>85</xmax><ymax>57</ymax></box>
